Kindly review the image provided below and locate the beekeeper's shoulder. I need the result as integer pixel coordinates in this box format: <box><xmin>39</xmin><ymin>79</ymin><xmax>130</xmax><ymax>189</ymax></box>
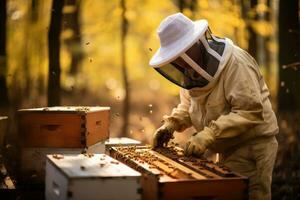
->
<box><xmin>227</xmin><ymin>45</ymin><xmax>263</xmax><ymax>79</ymax></box>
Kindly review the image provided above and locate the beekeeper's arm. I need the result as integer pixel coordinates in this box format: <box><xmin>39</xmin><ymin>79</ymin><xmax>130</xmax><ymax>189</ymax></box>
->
<box><xmin>185</xmin><ymin>61</ymin><xmax>264</xmax><ymax>156</ymax></box>
<box><xmin>153</xmin><ymin>89</ymin><xmax>192</xmax><ymax>147</ymax></box>
<box><xmin>163</xmin><ymin>88</ymin><xmax>192</xmax><ymax>131</ymax></box>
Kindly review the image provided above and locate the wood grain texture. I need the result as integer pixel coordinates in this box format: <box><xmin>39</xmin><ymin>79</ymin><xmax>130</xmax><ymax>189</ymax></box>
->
<box><xmin>110</xmin><ymin>146</ymin><xmax>248</xmax><ymax>200</ymax></box>
<box><xmin>18</xmin><ymin>107</ymin><xmax>110</xmax><ymax>148</ymax></box>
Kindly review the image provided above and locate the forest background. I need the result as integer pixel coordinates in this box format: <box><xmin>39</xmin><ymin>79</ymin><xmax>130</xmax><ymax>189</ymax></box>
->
<box><xmin>0</xmin><ymin>0</ymin><xmax>299</xmax><ymax>198</ymax></box>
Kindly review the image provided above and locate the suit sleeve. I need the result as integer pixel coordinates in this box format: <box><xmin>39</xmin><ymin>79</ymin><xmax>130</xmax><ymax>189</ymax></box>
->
<box><xmin>163</xmin><ymin>88</ymin><xmax>193</xmax><ymax>132</ymax></box>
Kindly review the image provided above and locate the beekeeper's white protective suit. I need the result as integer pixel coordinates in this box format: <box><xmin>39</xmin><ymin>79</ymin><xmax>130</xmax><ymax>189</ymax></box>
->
<box><xmin>150</xmin><ymin>13</ymin><xmax>278</xmax><ymax>200</ymax></box>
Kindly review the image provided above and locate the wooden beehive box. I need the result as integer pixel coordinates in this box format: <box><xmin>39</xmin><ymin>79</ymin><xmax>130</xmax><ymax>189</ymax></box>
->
<box><xmin>18</xmin><ymin>106</ymin><xmax>110</xmax><ymax>148</ymax></box>
<box><xmin>105</xmin><ymin>137</ymin><xmax>141</xmax><ymax>154</ymax></box>
<box><xmin>110</xmin><ymin>146</ymin><xmax>248</xmax><ymax>200</ymax></box>
<box><xmin>45</xmin><ymin>154</ymin><xmax>141</xmax><ymax>200</ymax></box>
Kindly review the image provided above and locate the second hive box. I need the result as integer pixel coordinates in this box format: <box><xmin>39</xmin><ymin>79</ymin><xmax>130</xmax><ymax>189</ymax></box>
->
<box><xmin>18</xmin><ymin>106</ymin><xmax>110</xmax><ymax>148</ymax></box>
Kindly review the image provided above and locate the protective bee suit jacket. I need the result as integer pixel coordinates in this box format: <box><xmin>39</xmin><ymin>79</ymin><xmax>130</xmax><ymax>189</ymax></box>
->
<box><xmin>163</xmin><ymin>40</ymin><xmax>279</xmax><ymax>153</ymax></box>
<box><xmin>150</xmin><ymin>13</ymin><xmax>278</xmax><ymax>199</ymax></box>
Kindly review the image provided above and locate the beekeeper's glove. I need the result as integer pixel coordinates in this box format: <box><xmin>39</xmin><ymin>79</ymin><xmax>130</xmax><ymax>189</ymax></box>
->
<box><xmin>152</xmin><ymin>121</ymin><xmax>177</xmax><ymax>148</ymax></box>
<box><xmin>184</xmin><ymin>127</ymin><xmax>215</xmax><ymax>157</ymax></box>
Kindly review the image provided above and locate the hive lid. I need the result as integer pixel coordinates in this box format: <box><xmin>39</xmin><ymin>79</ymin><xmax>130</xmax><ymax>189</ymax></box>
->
<box><xmin>47</xmin><ymin>154</ymin><xmax>141</xmax><ymax>178</ymax></box>
<box><xmin>18</xmin><ymin>106</ymin><xmax>110</xmax><ymax>113</ymax></box>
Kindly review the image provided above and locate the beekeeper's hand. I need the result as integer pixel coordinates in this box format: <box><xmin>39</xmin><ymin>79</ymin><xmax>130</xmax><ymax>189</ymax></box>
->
<box><xmin>184</xmin><ymin>128</ymin><xmax>215</xmax><ymax>157</ymax></box>
<box><xmin>152</xmin><ymin>122</ymin><xmax>176</xmax><ymax>148</ymax></box>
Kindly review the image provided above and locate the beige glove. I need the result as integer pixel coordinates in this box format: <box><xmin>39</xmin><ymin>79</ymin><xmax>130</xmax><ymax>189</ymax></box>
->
<box><xmin>184</xmin><ymin>127</ymin><xmax>215</xmax><ymax>157</ymax></box>
<box><xmin>152</xmin><ymin>122</ymin><xmax>176</xmax><ymax>148</ymax></box>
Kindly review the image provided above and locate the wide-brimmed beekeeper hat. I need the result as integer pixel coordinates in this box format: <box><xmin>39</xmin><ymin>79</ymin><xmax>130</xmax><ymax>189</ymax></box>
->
<box><xmin>149</xmin><ymin>13</ymin><xmax>208</xmax><ymax>67</ymax></box>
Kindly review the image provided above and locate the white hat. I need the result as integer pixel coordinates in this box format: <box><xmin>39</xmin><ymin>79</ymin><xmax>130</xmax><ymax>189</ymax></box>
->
<box><xmin>149</xmin><ymin>13</ymin><xmax>208</xmax><ymax>67</ymax></box>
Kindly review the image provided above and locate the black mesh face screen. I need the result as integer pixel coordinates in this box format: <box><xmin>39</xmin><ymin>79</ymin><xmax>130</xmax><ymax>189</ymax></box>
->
<box><xmin>155</xmin><ymin>62</ymin><xmax>209</xmax><ymax>89</ymax></box>
<box><xmin>154</xmin><ymin>32</ymin><xmax>226</xmax><ymax>89</ymax></box>
<box><xmin>205</xmin><ymin>31</ymin><xmax>225</xmax><ymax>56</ymax></box>
<box><xmin>198</xmin><ymin>42</ymin><xmax>219</xmax><ymax>77</ymax></box>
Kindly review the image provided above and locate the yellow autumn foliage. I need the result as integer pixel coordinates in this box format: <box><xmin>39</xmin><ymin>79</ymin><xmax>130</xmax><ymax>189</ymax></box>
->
<box><xmin>5</xmin><ymin>0</ymin><xmax>277</xmax><ymax>101</ymax></box>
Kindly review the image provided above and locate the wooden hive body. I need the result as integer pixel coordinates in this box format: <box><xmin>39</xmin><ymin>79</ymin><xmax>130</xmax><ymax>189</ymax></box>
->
<box><xmin>17</xmin><ymin>106</ymin><xmax>109</xmax><ymax>183</ymax></box>
<box><xmin>18</xmin><ymin>106</ymin><xmax>110</xmax><ymax>148</ymax></box>
<box><xmin>110</xmin><ymin>146</ymin><xmax>248</xmax><ymax>200</ymax></box>
<box><xmin>45</xmin><ymin>154</ymin><xmax>141</xmax><ymax>200</ymax></box>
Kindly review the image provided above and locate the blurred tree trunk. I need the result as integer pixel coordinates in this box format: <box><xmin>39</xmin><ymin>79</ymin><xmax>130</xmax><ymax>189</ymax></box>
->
<box><xmin>176</xmin><ymin>0</ymin><xmax>197</xmax><ymax>16</ymax></box>
<box><xmin>31</xmin><ymin>0</ymin><xmax>47</xmax><ymax>102</ymax></box>
<box><xmin>240</xmin><ymin>0</ymin><xmax>258</xmax><ymax>59</ymax></box>
<box><xmin>121</xmin><ymin>0</ymin><xmax>130</xmax><ymax>136</ymax></box>
<box><xmin>262</xmin><ymin>0</ymin><xmax>271</xmax><ymax>86</ymax></box>
<box><xmin>249</xmin><ymin>0</ymin><xmax>258</xmax><ymax>60</ymax></box>
<box><xmin>189</xmin><ymin>0</ymin><xmax>197</xmax><ymax>13</ymax></box>
<box><xmin>36</xmin><ymin>1</ymin><xmax>47</xmax><ymax>98</ymax></box>
<box><xmin>278</xmin><ymin>0</ymin><xmax>300</xmax><ymax>111</ymax></box>
<box><xmin>48</xmin><ymin>0</ymin><xmax>64</xmax><ymax>106</ymax></box>
<box><xmin>64</xmin><ymin>0</ymin><xmax>83</xmax><ymax>75</ymax></box>
<box><xmin>23</xmin><ymin>0</ymin><xmax>38</xmax><ymax>98</ymax></box>
<box><xmin>0</xmin><ymin>0</ymin><xmax>9</xmax><ymax>107</ymax></box>
<box><xmin>31</xmin><ymin>0</ymin><xmax>39</xmax><ymax>22</ymax></box>
<box><xmin>255</xmin><ymin>0</ymin><xmax>271</xmax><ymax>86</ymax></box>
<box><xmin>178</xmin><ymin>0</ymin><xmax>185</xmax><ymax>12</ymax></box>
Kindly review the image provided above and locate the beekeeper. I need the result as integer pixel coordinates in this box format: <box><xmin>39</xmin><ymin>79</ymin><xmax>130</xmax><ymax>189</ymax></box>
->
<box><xmin>150</xmin><ymin>13</ymin><xmax>278</xmax><ymax>200</ymax></box>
